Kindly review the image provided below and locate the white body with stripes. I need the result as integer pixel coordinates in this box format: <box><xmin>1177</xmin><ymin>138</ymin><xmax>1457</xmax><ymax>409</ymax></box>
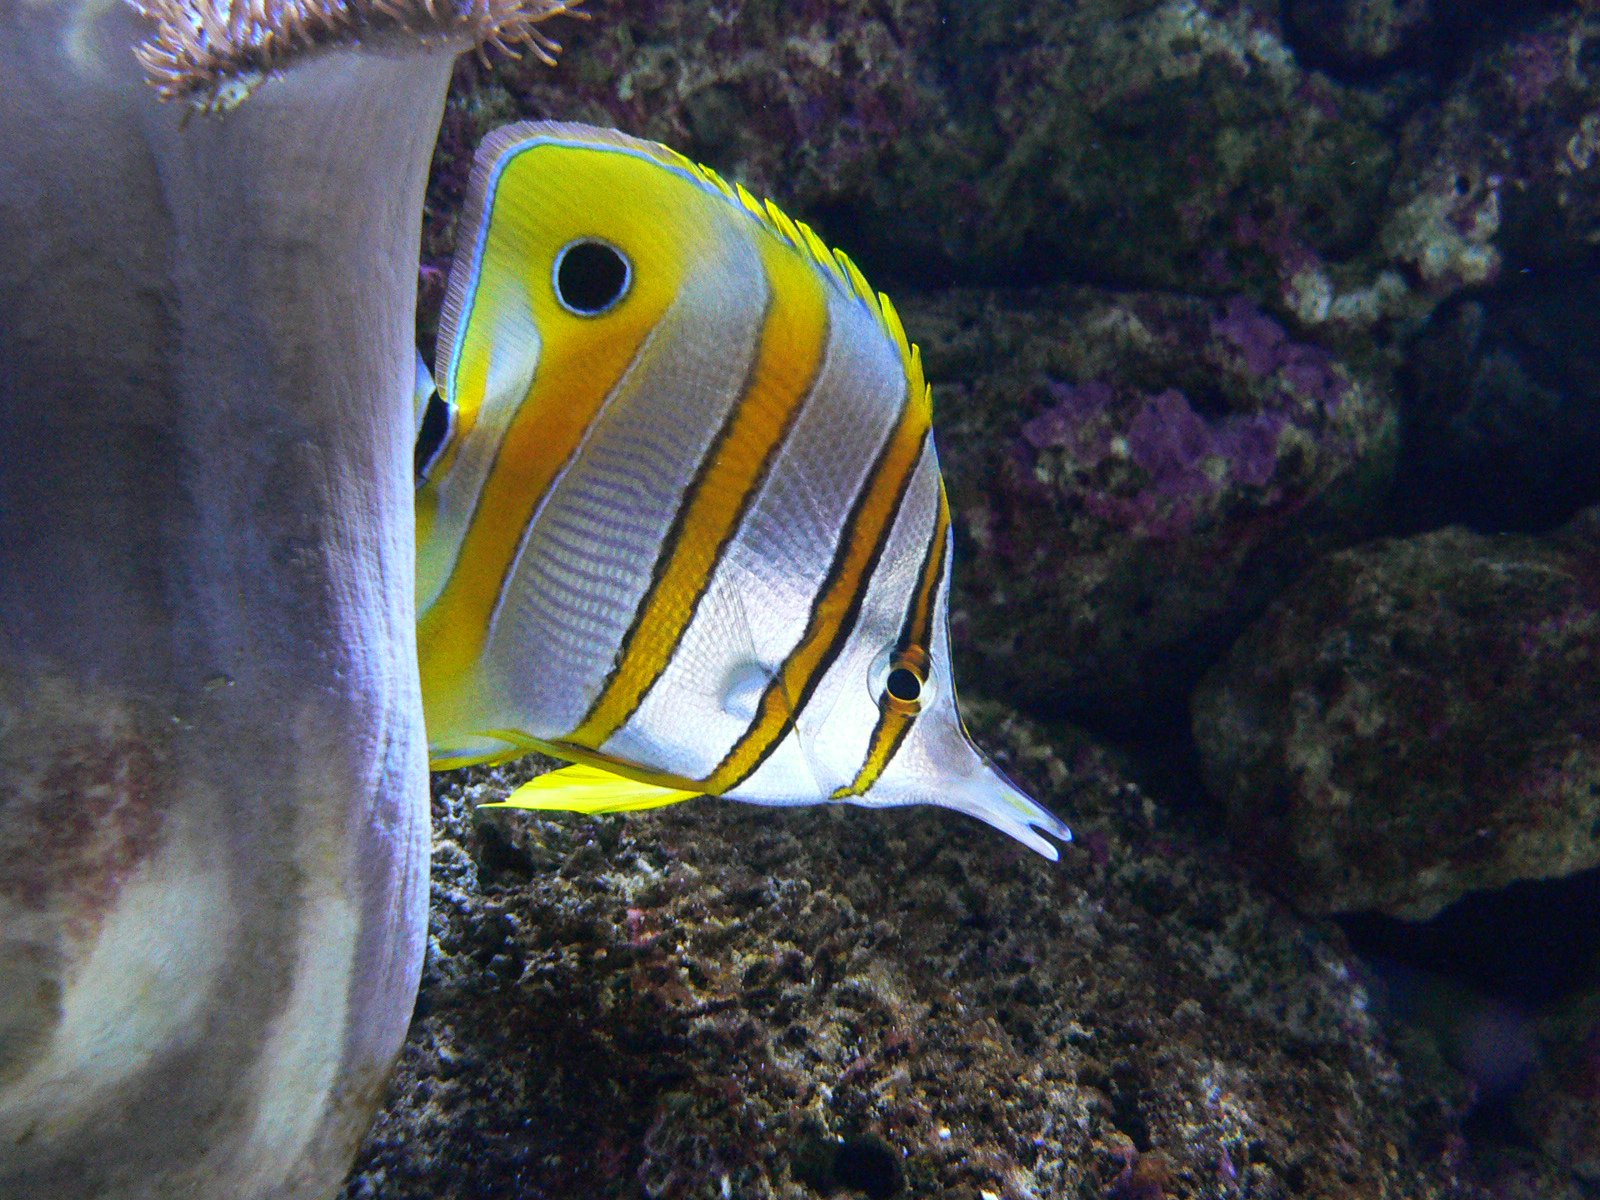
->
<box><xmin>415</xmin><ymin>122</ymin><xmax>1071</xmax><ymax>858</ymax></box>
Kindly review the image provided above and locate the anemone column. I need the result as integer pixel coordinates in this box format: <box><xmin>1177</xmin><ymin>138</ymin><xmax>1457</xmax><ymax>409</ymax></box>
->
<box><xmin>0</xmin><ymin>3</ymin><xmax>460</xmax><ymax>1196</ymax></box>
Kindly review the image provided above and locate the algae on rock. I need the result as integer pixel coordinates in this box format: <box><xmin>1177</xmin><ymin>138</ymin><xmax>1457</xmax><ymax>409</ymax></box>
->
<box><xmin>345</xmin><ymin>705</ymin><xmax>1474</xmax><ymax>1200</ymax></box>
<box><xmin>901</xmin><ymin>286</ymin><xmax>1397</xmax><ymax>729</ymax></box>
<box><xmin>1193</xmin><ymin>510</ymin><xmax>1600</xmax><ymax>920</ymax></box>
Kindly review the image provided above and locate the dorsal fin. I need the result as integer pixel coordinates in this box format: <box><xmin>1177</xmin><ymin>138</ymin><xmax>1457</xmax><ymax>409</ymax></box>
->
<box><xmin>439</xmin><ymin>120</ymin><xmax>931</xmax><ymax>422</ymax></box>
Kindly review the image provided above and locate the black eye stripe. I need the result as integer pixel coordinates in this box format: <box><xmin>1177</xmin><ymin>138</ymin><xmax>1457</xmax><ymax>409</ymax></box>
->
<box><xmin>414</xmin><ymin>390</ymin><xmax>454</xmax><ymax>482</ymax></box>
<box><xmin>554</xmin><ymin>240</ymin><xmax>630</xmax><ymax>316</ymax></box>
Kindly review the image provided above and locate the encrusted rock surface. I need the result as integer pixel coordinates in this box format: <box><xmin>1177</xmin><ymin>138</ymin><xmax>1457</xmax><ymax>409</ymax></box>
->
<box><xmin>903</xmin><ymin>287</ymin><xmax>1396</xmax><ymax>727</ymax></box>
<box><xmin>852</xmin><ymin>0</ymin><xmax>1395</xmax><ymax>312</ymax></box>
<box><xmin>1456</xmin><ymin>11</ymin><xmax>1600</xmax><ymax>274</ymax></box>
<box><xmin>412</xmin><ymin>0</ymin><xmax>1555</xmax><ymax>343</ymax></box>
<box><xmin>1515</xmin><ymin>984</ymin><xmax>1600</xmax><ymax>1185</ymax></box>
<box><xmin>342</xmin><ymin>706</ymin><xmax>1475</xmax><ymax>1200</ymax></box>
<box><xmin>1192</xmin><ymin>509</ymin><xmax>1600</xmax><ymax>920</ymax></box>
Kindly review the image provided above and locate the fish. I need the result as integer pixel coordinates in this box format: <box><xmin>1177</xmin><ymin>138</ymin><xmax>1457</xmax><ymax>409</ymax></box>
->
<box><xmin>413</xmin><ymin>121</ymin><xmax>1071</xmax><ymax>859</ymax></box>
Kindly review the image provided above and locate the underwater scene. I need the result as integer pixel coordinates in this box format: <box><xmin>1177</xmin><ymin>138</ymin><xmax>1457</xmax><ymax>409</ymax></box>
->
<box><xmin>341</xmin><ymin>3</ymin><xmax>1600</xmax><ymax>1198</ymax></box>
<box><xmin>1</xmin><ymin>0</ymin><xmax>1598</xmax><ymax>1198</ymax></box>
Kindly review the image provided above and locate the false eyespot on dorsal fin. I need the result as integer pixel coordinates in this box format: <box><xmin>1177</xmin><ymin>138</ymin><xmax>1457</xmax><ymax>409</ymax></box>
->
<box><xmin>441</xmin><ymin>120</ymin><xmax>931</xmax><ymax>422</ymax></box>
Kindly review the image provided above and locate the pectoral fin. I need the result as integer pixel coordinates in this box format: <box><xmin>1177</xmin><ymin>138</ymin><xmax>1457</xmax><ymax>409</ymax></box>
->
<box><xmin>482</xmin><ymin>763</ymin><xmax>703</xmax><ymax>815</ymax></box>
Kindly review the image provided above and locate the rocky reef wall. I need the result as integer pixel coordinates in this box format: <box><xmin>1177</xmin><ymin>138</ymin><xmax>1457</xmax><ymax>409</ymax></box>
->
<box><xmin>346</xmin><ymin>3</ymin><xmax>1600</xmax><ymax>1196</ymax></box>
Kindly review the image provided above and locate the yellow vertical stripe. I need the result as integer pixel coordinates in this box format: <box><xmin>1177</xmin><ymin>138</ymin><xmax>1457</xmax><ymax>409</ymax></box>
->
<box><xmin>566</xmin><ymin>237</ymin><xmax>830</xmax><ymax>749</ymax></box>
<box><xmin>417</xmin><ymin>148</ymin><xmax>691</xmax><ymax>712</ymax></box>
<box><xmin>701</xmin><ymin>412</ymin><xmax>933</xmax><ymax>796</ymax></box>
<box><xmin>417</xmin><ymin>323</ymin><xmax>656</xmax><ymax>705</ymax></box>
<box><xmin>835</xmin><ymin>472</ymin><xmax>950</xmax><ymax>798</ymax></box>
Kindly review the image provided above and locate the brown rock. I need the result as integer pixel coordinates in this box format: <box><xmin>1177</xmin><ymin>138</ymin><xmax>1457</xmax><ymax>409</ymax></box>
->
<box><xmin>344</xmin><ymin>707</ymin><xmax>1475</xmax><ymax>1199</ymax></box>
<box><xmin>1194</xmin><ymin>511</ymin><xmax>1600</xmax><ymax>919</ymax></box>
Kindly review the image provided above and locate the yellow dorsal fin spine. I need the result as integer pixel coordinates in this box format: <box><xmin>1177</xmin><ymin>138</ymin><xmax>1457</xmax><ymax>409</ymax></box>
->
<box><xmin>913</xmin><ymin>354</ymin><xmax>932</xmax><ymax>418</ymax></box>
<box><xmin>763</xmin><ymin>198</ymin><xmax>804</xmax><ymax>250</ymax></box>
<box><xmin>835</xmin><ymin>249</ymin><xmax>873</xmax><ymax>308</ymax></box>
<box><xmin>797</xmin><ymin>222</ymin><xmax>844</xmax><ymax>286</ymax></box>
<box><xmin>713</xmin><ymin>179</ymin><xmax>927</xmax><ymax>413</ymax></box>
<box><xmin>879</xmin><ymin>291</ymin><xmax>910</xmax><ymax>359</ymax></box>
<box><xmin>734</xmin><ymin>181</ymin><xmax>767</xmax><ymax>223</ymax></box>
<box><xmin>707</xmin><ymin>168</ymin><xmax>742</xmax><ymax>207</ymax></box>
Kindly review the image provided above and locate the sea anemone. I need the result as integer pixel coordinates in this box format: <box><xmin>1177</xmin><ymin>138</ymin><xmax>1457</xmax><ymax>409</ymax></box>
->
<box><xmin>0</xmin><ymin>0</ymin><xmax>571</xmax><ymax>1196</ymax></box>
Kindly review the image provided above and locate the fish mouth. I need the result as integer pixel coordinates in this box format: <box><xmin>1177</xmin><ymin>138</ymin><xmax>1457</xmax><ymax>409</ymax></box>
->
<box><xmin>927</xmin><ymin>756</ymin><xmax>1073</xmax><ymax>860</ymax></box>
<box><xmin>840</xmin><ymin>751</ymin><xmax>1072</xmax><ymax>859</ymax></box>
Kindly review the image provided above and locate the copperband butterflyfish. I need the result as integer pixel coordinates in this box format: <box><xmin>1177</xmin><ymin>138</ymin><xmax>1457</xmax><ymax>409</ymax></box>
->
<box><xmin>414</xmin><ymin>122</ymin><xmax>1072</xmax><ymax>859</ymax></box>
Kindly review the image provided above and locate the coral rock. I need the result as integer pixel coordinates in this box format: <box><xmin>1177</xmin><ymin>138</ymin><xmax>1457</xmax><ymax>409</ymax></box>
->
<box><xmin>1193</xmin><ymin>510</ymin><xmax>1600</xmax><ymax>919</ymax></box>
<box><xmin>344</xmin><ymin>707</ymin><xmax>1472</xmax><ymax>1200</ymax></box>
<box><xmin>1380</xmin><ymin>9</ymin><xmax>1600</xmax><ymax>299</ymax></box>
<box><xmin>902</xmin><ymin>286</ymin><xmax>1396</xmax><ymax>728</ymax></box>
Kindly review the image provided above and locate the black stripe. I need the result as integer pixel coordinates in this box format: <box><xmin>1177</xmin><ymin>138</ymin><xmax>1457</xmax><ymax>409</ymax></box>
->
<box><xmin>568</xmin><ymin>270</ymin><xmax>831</xmax><ymax>739</ymax></box>
<box><xmin>713</xmin><ymin>424</ymin><xmax>932</xmax><ymax>793</ymax></box>
<box><xmin>839</xmin><ymin>461</ymin><xmax>946</xmax><ymax>795</ymax></box>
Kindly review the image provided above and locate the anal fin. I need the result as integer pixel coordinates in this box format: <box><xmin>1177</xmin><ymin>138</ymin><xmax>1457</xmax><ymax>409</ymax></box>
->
<box><xmin>482</xmin><ymin>763</ymin><xmax>702</xmax><ymax>815</ymax></box>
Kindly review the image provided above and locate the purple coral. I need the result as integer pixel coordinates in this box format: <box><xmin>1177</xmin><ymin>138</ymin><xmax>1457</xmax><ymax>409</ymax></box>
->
<box><xmin>943</xmin><ymin>286</ymin><xmax>1393</xmax><ymax>725</ymax></box>
<box><xmin>1214</xmin><ymin>296</ymin><xmax>1350</xmax><ymax>412</ymax></box>
<box><xmin>1502</xmin><ymin>31</ymin><xmax>1567</xmax><ymax>115</ymax></box>
<box><xmin>1214</xmin><ymin>295</ymin><xmax>1288</xmax><ymax>378</ymax></box>
<box><xmin>1021</xmin><ymin>379</ymin><xmax>1110</xmax><ymax>450</ymax></box>
<box><xmin>1012</xmin><ymin>297</ymin><xmax>1353</xmax><ymax>542</ymax></box>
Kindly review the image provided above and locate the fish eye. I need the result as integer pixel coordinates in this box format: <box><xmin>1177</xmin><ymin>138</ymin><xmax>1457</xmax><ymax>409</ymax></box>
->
<box><xmin>872</xmin><ymin>645</ymin><xmax>930</xmax><ymax>716</ymax></box>
<box><xmin>886</xmin><ymin>666</ymin><xmax>922</xmax><ymax>705</ymax></box>
<box><xmin>553</xmin><ymin>239</ymin><xmax>631</xmax><ymax>316</ymax></box>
